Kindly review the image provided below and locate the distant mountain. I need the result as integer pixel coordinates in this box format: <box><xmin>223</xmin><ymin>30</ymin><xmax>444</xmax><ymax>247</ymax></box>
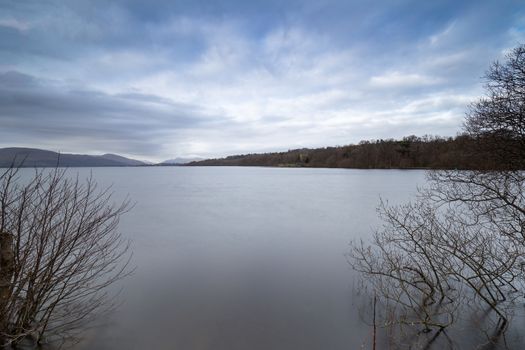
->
<box><xmin>100</xmin><ymin>153</ymin><xmax>148</xmax><ymax>166</ymax></box>
<box><xmin>0</xmin><ymin>148</ymin><xmax>149</xmax><ymax>167</ymax></box>
<box><xmin>160</xmin><ymin>157</ymin><xmax>204</xmax><ymax>165</ymax></box>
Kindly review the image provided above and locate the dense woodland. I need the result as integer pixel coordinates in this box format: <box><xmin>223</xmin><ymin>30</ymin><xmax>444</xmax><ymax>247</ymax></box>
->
<box><xmin>189</xmin><ymin>134</ymin><xmax>512</xmax><ymax>170</ymax></box>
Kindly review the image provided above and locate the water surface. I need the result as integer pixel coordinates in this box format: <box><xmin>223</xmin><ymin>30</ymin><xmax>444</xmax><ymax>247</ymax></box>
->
<box><xmin>17</xmin><ymin>166</ymin><xmax>522</xmax><ymax>349</ymax></box>
<box><xmin>66</xmin><ymin>166</ymin><xmax>423</xmax><ymax>350</ymax></box>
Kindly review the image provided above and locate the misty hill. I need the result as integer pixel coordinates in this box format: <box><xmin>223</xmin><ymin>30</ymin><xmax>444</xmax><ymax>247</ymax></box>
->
<box><xmin>100</xmin><ymin>153</ymin><xmax>149</xmax><ymax>166</ymax></box>
<box><xmin>0</xmin><ymin>148</ymin><xmax>148</xmax><ymax>167</ymax></box>
<box><xmin>161</xmin><ymin>157</ymin><xmax>204</xmax><ymax>165</ymax></box>
<box><xmin>188</xmin><ymin>135</ymin><xmax>503</xmax><ymax>170</ymax></box>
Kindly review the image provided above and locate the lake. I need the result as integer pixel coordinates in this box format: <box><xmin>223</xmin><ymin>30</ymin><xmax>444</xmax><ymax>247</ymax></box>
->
<box><xmin>14</xmin><ymin>166</ymin><xmax>525</xmax><ymax>349</ymax></box>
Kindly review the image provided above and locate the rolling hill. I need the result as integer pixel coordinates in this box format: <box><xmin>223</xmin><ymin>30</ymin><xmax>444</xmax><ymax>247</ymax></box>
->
<box><xmin>0</xmin><ymin>148</ymin><xmax>148</xmax><ymax>167</ymax></box>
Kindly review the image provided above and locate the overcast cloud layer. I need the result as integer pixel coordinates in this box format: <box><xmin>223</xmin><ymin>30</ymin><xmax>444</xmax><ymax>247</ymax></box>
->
<box><xmin>1</xmin><ymin>0</ymin><xmax>524</xmax><ymax>161</ymax></box>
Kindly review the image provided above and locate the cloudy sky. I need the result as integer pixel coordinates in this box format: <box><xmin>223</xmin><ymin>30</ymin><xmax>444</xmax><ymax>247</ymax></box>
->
<box><xmin>0</xmin><ymin>0</ymin><xmax>524</xmax><ymax>161</ymax></box>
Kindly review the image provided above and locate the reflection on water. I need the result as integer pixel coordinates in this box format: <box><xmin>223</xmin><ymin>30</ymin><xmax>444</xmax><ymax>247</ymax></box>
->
<box><xmin>353</xmin><ymin>290</ymin><xmax>525</xmax><ymax>349</ymax></box>
<box><xmin>16</xmin><ymin>167</ymin><xmax>522</xmax><ymax>349</ymax></box>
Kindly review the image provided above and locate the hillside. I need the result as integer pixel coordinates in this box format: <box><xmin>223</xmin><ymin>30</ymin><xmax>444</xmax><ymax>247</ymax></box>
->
<box><xmin>0</xmin><ymin>148</ymin><xmax>148</xmax><ymax>167</ymax></box>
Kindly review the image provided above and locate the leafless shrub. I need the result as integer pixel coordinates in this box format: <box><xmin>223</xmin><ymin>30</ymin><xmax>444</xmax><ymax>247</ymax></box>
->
<box><xmin>0</xmin><ymin>166</ymin><xmax>132</xmax><ymax>348</ymax></box>
<box><xmin>349</xmin><ymin>179</ymin><xmax>525</xmax><ymax>348</ymax></box>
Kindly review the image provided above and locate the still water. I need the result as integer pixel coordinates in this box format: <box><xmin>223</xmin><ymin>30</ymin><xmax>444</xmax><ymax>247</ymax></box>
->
<box><xmin>18</xmin><ymin>166</ymin><xmax>522</xmax><ymax>349</ymax></box>
<box><xmin>66</xmin><ymin>166</ymin><xmax>422</xmax><ymax>350</ymax></box>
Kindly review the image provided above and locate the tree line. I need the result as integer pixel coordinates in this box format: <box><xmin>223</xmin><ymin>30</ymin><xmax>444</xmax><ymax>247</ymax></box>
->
<box><xmin>189</xmin><ymin>134</ymin><xmax>517</xmax><ymax>170</ymax></box>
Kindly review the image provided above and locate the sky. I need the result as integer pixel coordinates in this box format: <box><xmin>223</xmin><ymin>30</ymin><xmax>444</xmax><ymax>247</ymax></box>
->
<box><xmin>0</xmin><ymin>0</ymin><xmax>524</xmax><ymax>162</ymax></box>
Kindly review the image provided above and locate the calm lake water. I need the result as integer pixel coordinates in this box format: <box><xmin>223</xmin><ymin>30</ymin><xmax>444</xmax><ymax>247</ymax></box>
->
<box><xmin>15</xmin><ymin>167</ymin><xmax>525</xmax><ymax>349</ymax></box>
<box><xmin>69</xmin><ymin>166</ymin><xmax>422</xmax><ymax>350</ymax></box>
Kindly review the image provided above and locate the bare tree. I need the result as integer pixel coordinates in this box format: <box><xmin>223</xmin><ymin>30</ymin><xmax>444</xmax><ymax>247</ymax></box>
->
<box><xmin>0</xmin><ymin>166</ymin><xmax>132</xmax><ymax>348</ymax></box>
<box><xmin>465</xmin><ymin>45</ymin><xmax>525</xmax><ymax>169</ymax></box>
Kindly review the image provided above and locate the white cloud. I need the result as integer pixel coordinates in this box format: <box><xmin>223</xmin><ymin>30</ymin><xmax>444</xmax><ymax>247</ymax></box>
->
<box><xmin>0</xmin><ymin>18</ymin><xmax>31</xmax><ymax>31</ymax></box>
<box><xmin>429</xmin><ymin>21</ymin><xmax>456</xmax><ymax>46</ymax></box>
<box><xmin>66</xmin><ymin>21</ymin><xmax>482</xmax><ymax>158</ymax></box>
<box><xmin>369</xmin><ymin>72</ymin><xmax>443</xmax><ymax>88</ymax></box>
